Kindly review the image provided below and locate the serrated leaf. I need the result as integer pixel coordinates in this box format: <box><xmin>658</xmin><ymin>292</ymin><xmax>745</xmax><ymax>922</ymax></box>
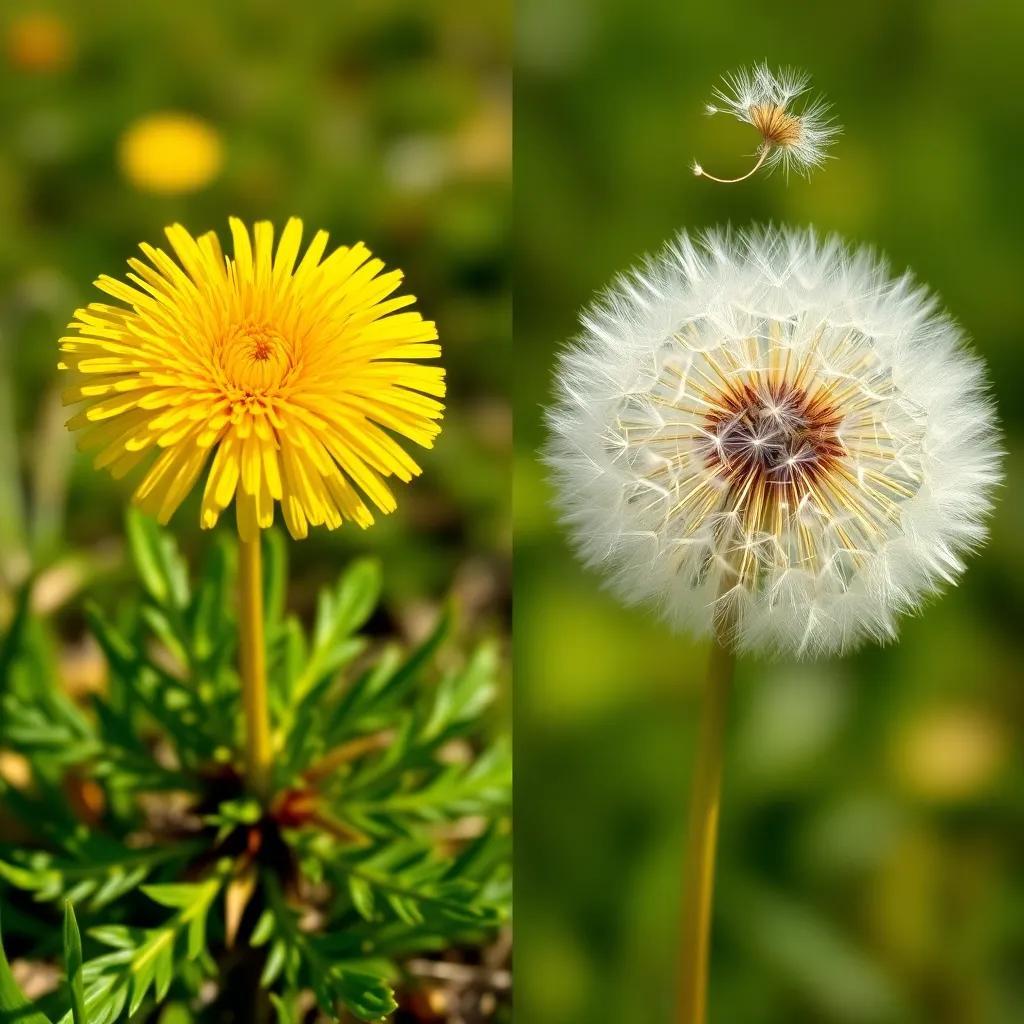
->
<box><xmin>333</xmin><ymin>608</ymin><xmax>452</xmax><ymax>733</ymax></box>
<box><xmin>4</xmin><ymin>521</ymin><xmax>510</xmax><ymax>1024</ymax></box>
<box><xmin>295</xmin><ymin>559</ymin><xmax>381</xmax><ymax>700</ymax></box>
<box><xmin>348</xmin><ymin>875</ymin><xmax>376</xmax><ymax>921</ymax></box>
<box><xmin>386</xmin><ymin>892</ymin><xmax>423</xmax><ymax>926</ymax></box>
<box><xmin>126</xmin><ymin>509</ymin><xmax>189</xmax><ymax>610</ymax></box>
<box><xmin>334</xmin><ymin>967</ymin><xmax>397</xmax><ymax>1022</ymax></box>
<box><xmin>314</xmin><ymin>560</ymin><xmax>381</xmax><ymax>650</ymax></box>
<box><xmin>420</xmin><ymin>643</ymin><xmax>499</xmax><ymax>743</ymax></box>
<box><xmin>67</xmin><ymin>873</ymin><xmax>223</xmax><ymax>1024</ymax></box>
<box><xmin>87</xmin><ymin>982</ymin><xmax>126</xmax><ymax>1024</ymax></box>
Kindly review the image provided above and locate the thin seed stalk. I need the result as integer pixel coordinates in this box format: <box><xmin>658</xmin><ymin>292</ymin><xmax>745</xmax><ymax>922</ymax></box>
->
<box><xmin>695</xmin><ymin>144</ymin><xmax>769</xmax><ymax>184</ymax></box>
<box><xmin>238</xmin><ymin>533</ymin><xmax>272</xmax><ymax>799</ymax></box>
<box><xmin>677</xmin><ymin>631</ymin><xmax>735</xmax><ymax>1024</ymax></box>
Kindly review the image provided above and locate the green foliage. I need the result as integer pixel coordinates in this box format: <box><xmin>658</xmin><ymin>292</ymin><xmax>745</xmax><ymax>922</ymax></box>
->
<box><xmin>0</xmin><ymin>517</ymin><xmax>510</xmax><ymax>1022</ymax></box>
<box><xmin>253</xmin><ymin>875</ymin><xmax>399</xmax><ymax>1022</ymax></box>
<box><xmin>0</xmin><ymin>901</ymin><xmax>88</xmax><ymax>1024</ymax></box>
<box><xmin>70</xmin><ymin>874</ymin><xmax>225</xmax><ymax>1024</ymax></box>
<box><xmin>63</xmin><ymin>903</ymin><xmax>86</xmax><ymax>1024</ymax></box>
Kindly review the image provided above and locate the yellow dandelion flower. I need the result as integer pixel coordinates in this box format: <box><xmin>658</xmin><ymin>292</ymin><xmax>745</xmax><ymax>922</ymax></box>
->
<box><xmin>59</xmin><ymin>218</ymin><xmax>444</xmax><ymax>541</ymax></box>
<box><xmin>118</xmin><ymin>113</ymin><xmax>223</xmax><ymax>194</ymax></box>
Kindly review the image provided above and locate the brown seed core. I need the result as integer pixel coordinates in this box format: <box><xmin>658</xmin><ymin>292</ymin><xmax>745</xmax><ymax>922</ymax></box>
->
<box><xmin>749</xmin><ymin>103</ymin><xmax>803</xmax><ymax>148</ymax></box>
<box><xmin>705</xmin><ymin>381</ymin><xmax>845</xmax><ymax>496</ymax></box>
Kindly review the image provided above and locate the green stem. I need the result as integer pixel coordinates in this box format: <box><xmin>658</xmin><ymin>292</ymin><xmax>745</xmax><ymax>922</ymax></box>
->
<box><xmin>238</xmin><ymin>534</ymin><xmax>271</xmax><ymax>799</ymax></box>
<box><xmin>677</xmin><ymin>632</ymin><xmax>735</xmax><ymax>1024</ymax></box>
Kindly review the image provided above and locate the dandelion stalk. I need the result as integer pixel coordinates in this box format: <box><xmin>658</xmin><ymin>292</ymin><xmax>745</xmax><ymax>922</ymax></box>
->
<box><xmin>238</xmin><ymin>533</ymin><xmax>271</xmax><ymax>799</ymax></box>
<box><xmin>677</xmin><ymin>629</ymin><xmax>734</xmax><ymax>1024</ymax></box>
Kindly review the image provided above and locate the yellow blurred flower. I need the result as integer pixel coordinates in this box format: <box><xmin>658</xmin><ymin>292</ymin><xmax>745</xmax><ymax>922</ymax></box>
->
<box><xmin>117</xmin><ymin>113</ymin><xmax>223</xmax><ymax>194</ymax></box>
<box><xmin>893</xmin><ymin>705</ymin><xmax>1008</xmax><ymax>801</ymax></box>
<box><xmin>6</xmin><ymin>12</ymin><xmax>74</xmax><ymax>73</ymax></box>
<box><xmin>0</xmin><ymin>750</ymin><xmax>31</xmax><ymax>789</ymax></box>
<box><xmin>59</xmin><ymin>218</ymin><xmax>444</xmax><ymax>540</ymax></box>
<box><xmin>455</xmin><ymin>94</ymin><xmax>512</xmax><ymax>178</ymax></box>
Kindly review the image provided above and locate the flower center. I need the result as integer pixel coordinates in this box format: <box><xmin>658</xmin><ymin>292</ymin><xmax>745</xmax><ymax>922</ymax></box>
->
<box><xmin>705</xmin><ymin>382</ymin><xmax>844</xmax><ymax>490</ymax></box>
<box><xmin>220</xmin><ymin>320</ymin><xmax>290</xmax><ymax>393</ymax></box>
<box><xmin>749</xmin><ymin>103</ymin><xmax>803</xmax><ymax>147</ymax></box>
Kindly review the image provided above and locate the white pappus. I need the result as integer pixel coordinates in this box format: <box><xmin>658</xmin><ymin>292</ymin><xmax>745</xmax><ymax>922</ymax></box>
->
<box><xmin>545</xmin><ymin>226</ymin><xmax>1002</xmax><ymax>657</ymax></box>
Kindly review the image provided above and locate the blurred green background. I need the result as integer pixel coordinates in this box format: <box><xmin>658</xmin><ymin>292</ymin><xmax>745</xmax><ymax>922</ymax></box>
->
<box><xmin>0</xmin><ymin>0</ymin><xmax>510</xmax><ymax>640</ymax></box>
<box><xmin>516</xmin><ymin>2</ymin><xmax>1024</xmax><ymax>1023</ymax></box>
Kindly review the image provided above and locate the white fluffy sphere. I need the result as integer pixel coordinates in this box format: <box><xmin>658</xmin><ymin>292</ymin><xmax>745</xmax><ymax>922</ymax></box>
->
<box><xmin>545</xmin><ymin>226</ymin><xmax>1002</xmax><ymax>657</ymax></box>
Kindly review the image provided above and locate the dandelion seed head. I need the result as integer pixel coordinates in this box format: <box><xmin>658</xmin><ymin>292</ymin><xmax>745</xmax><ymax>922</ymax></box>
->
<box><xmin>60</xmin><ymin>218</ymin><xmax>445</xmax><ymax>541</ymax></box>
<box><xmin>545</xmin><ymin>226</ymin><xmax>1001</xmax><ymax>657</ymax></box>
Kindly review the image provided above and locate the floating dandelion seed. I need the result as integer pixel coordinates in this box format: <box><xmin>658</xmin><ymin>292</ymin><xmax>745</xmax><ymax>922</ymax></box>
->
<box><xmin>694</xmin><ymin>63</ymin><xmax>841</xmax><ymax>183</ymax></box>
<box><xmin>546</xmin><ymin>226</ymin><xmax>1001</xmax><ymax>657</ymax></box>
<box><xmin>60</xmin><ymin>218</ymin><xmax>444</xmax><ymax>541</ymax></box>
